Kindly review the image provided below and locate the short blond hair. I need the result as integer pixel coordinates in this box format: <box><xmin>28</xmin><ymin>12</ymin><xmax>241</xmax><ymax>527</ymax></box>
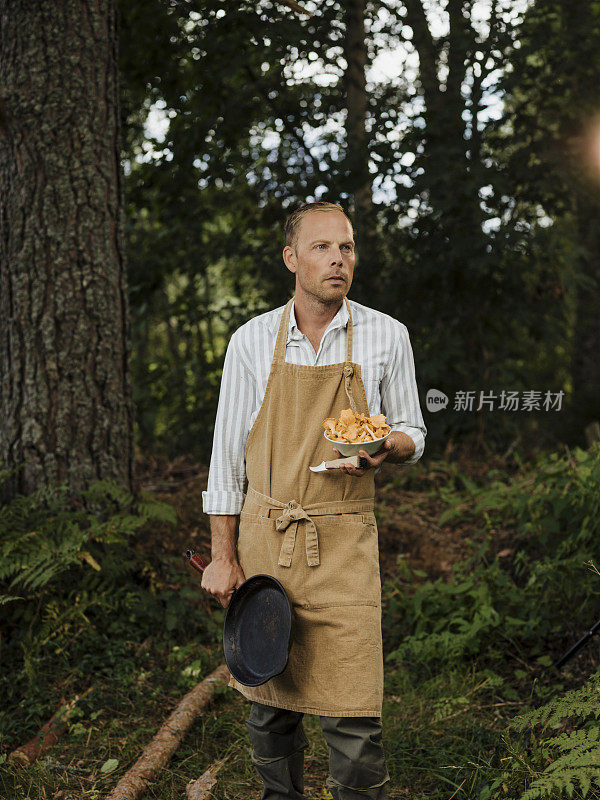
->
<box><xmin>284</xmin><ymin>201</ymin><xmax>353</xmax><ymax>249</ymax></box>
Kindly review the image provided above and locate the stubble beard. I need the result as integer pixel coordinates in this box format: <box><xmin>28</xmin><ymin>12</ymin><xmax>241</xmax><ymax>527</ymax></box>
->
<box><xmin>299</xmin><ymin>278</ymin><xmax>346</xmax><ymax>311</ymax></box>
<box><xmin>295</xmin><ymin>262</ymin><xmax>348</xmax><ymax>310</ymax></box>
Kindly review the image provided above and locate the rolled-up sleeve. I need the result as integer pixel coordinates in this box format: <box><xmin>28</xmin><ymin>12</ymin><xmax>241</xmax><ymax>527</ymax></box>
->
<box><xmin>202</xmin><ymin>328</ymin><xmax>254</xmax><ymax>514</ymax></box>
<box><xmin>380</xmin><ymin>322</ymin><xmax>427</xmax><ymax>466</ymax></box>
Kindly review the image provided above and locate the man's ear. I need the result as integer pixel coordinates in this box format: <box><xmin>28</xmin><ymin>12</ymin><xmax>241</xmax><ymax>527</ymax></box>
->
<box><xmin>283</xmin><ymin>245</ymin><xmax>297</xmax><ymax>274</ymax></box>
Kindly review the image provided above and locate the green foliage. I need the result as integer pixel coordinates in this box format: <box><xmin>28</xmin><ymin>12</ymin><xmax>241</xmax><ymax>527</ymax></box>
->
<box><xmin>438</xmin><ymin>445</ymin><xmax>600</xmax><ymax>552</ymax></box>
<box><xmin>384</xmin><ymin>444</ymin><xmax>600</xmax><ymax>671</ymax></box>
<box><xmin>485</xmin><ymin>671</ymin><xmax>600</xmax><ymax>799</ymax></box>
<box><xmin>512</xmin><ymin>678</ymin><xmax>600</xmax><ymax>733</ymax></box>
<box><xmin>385</xmin><ymin>555</ymin><xmax>523</xmax><ymax>666</ymax></box>
<box><xmin>117</xmin><ymin>0</ymin><xmax>594</xmax><ymax>462</ymax></box>
<box><xmin>380</xmin><ymin>445</ymin><xmax>600</xmax><ymax>797</ymax></box>
<box><xmin>120</xmin><ymin>0</ymin><xmax>337</xmax><ymax>458</ymax></box>
<box><xmin>0</xmin><ymin>477</ymin><xmax>175</xmax><ymax>602</ymax></box>
<box><xmin>0</xmin><ymin>470</ymin><xmax>197</xmax><ymax>736</ymax></box>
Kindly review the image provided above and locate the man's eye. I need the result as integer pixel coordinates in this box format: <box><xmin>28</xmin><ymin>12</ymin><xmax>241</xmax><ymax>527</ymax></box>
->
<box><xmin>317</xmin><ymin>244</ymin><xmax>326</xmax><ymax>249</ymax></box>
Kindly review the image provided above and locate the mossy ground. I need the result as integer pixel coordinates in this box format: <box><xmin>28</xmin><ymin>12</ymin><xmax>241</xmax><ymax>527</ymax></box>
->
<box><xmin>1</xmin><ymin>450</ymin><xmax>595</xmax><ymax>800</ymax></box>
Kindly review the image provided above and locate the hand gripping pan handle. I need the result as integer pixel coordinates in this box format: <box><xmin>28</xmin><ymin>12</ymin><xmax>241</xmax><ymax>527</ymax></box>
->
<box><xmin>185</xmin><ymin>548</ymin><xmax>292</xmax><ymax>686</ymax></box>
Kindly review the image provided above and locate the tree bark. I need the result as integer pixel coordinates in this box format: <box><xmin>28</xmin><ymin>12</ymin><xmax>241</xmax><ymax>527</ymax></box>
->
<box><xmin>0</xmin><ymin>0</ymin><xmax>134</xmax><ymax>501</ymax></box>
<box><xmin>344</xmin><ymin>0</ymin><xmax>370</xmax><ymax>213</ymax></box>
<box><xmin>571</xmin><ymin>195</ymin><xmax>600</xmax><ymax>442</ymax></box>
<box><xmin>343</xmin><ymin>0</ymin><xmax>384</xmax><ymax>305</ymax></box>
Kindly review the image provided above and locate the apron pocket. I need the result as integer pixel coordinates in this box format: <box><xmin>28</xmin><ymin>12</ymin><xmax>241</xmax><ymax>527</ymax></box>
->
<box><xmin>305</xmin><ymin>516</ymin><xmax>381</xmax><ymax>608</ymax></box>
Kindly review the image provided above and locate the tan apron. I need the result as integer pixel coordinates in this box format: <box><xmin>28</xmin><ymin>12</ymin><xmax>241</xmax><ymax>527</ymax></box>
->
<box><xmin>228</xmin><ymin>296</ymin><xmax>383</xmax><ymax>717</ymax></box>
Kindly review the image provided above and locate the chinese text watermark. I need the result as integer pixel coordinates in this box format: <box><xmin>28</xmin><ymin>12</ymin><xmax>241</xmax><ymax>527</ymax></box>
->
<box><xmin>426</xmin><ymin>389</ymin><xmax>565</xmax><ymax>413</ymax></box>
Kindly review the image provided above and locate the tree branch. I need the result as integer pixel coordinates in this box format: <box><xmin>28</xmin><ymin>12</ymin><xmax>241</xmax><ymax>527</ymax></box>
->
<box><xmin>402</xmin><ymin>0</ymin><xmax>442</xmax><ymax>105</ymax></box>
<box><xmin>275</xmin><ymin>0</ymin><xmax>314</xmax><ymax>17</ymax></box>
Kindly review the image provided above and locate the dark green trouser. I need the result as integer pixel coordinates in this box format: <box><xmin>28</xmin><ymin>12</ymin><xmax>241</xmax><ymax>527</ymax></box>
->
<box><xmin>246</xmin><ymin>701</ymin><xmax>390</xmax><ymax>800</ymax></box>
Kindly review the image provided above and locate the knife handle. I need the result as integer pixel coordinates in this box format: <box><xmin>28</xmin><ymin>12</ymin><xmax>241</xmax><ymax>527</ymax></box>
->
<box><xmin>325</xmin><ymin>456</ymin><xmax>368</xmax><ymax>469</ymax></box>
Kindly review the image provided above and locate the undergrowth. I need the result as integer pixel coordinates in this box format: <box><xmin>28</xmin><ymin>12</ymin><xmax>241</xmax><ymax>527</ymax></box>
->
<box><xmin>1</xmin><ymin>444</ymin><xmax>599</xmax><ymax>799</ymax></box>
<box><xmin>485</xmin><ymin>669</ymin><xmax>600</xmax><ymax>799</ymax></box>
<box><xmin>0</xmin><ymin>464</ymin><xmax>221</xmax><ymax>758</ymax></box>
<box><xmin>381</xmin><ymin>442</ymin><xmax>600</xmax><ymax>798</ymax></box>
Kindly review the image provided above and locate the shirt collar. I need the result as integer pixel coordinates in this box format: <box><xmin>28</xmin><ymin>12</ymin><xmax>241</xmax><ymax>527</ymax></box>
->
<box><xmin>288</xmin><ymin>298</ymin><xmax>350</xmax><ymax>341</ymax></box>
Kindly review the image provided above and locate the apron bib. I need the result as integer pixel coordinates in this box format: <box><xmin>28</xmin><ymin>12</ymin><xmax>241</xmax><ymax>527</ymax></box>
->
<box><xmin>228</xmin><ymin>296</ymin><xmax>383</xmax><ymax>717</ymax></box>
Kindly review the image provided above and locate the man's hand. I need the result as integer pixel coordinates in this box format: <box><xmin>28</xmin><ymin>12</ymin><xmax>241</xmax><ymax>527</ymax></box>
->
<box><xmin>201</xmin><ymin>557</ymin><xmax>246</xmax><ymax>608</ymax></box>
<box><xmin>332</xmin><ymin>431</ymin><xmax>416</xmax><ymax>476</ymax></box>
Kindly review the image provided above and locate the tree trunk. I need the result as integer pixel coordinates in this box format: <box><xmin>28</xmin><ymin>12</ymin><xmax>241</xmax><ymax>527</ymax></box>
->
<box><xmin>344</xmin><ymin>0</ymin><xmax>370</xmax><ymax>215</ymax></box>
<box><xmin>0</xmin><ymin>0</ymin><xmax>134</xmax><ymax>502</ymax></box>
<box><xmin>343</xmin><ymin>0</ymin><xmax>384</xmax><ymax>306</ymax></box>
<box><xmin>571</xmin><ymin>195</ymin><xmax>600</xmax><ymax>443</ymax></box>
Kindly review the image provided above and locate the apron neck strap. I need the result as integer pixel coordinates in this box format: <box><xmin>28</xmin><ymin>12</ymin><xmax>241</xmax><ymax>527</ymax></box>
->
<box><xmin>274</xmin><ymin>296</ymin><xmax>354</xmax><ymax>363</ymax></box>
<box><xmin>344</xmin><ymin>296</ymin><xmax>353</xmax><ymax>362</ymax></box>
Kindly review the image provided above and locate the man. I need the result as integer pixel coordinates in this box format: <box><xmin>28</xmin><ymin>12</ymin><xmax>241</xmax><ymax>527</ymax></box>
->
<box><xmin>201</xmin><ymin>201</ymin><xmax>426</xmax><ymax>800</ymax></box>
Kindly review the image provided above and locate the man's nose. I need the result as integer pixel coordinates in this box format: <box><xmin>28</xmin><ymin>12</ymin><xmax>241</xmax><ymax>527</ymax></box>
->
<box><xmin>331</xmin><ymin>247</ymin><xmax>344</xmax><ymax>264</ymax></box>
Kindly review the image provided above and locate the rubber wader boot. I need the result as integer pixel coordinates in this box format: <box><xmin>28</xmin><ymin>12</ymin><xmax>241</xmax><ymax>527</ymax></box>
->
<box><xmin>249</xmin><ymin>744</ymin><xmax>307</xmax><ymax>800</ymax></box>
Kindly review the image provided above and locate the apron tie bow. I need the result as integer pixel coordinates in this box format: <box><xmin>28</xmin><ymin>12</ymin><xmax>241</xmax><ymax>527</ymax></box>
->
<box><xmin>245</xmin><ymin>486</ymin><xmax>374</xmax><ymax>571</ymax></box>
<box><xmin>275</xmin><ymin>501</ymin><xmax>320</xmax><ymax>568</ymax></box>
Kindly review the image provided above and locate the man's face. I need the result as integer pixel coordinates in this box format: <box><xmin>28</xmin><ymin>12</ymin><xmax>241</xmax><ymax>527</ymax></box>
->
<box><xmin>283</xmin><ymin>210</ymin><xmax>355</xmax><ymax>305</ymax></box>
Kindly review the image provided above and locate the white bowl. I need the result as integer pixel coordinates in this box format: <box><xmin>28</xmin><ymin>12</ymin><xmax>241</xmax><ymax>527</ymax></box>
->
<box><xmin>324</xmin><ymin>430</ymin><xmax>391</xmax><ymax>457</ymax></box>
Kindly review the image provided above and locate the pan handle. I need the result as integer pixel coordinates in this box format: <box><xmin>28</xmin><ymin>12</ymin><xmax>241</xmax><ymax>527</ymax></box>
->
<box><xmin>185</xmin><ymin>549</ymin><xmax>209</xmax><ymax>573</ymax></box>
<box><xmin>185</xmin><ymin>549</ymin><xmax>240</xmax><ymax>607</ymax></box>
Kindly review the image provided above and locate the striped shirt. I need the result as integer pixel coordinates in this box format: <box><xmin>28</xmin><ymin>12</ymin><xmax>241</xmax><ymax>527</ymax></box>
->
<box><xmin>202</xmin><ymin>297</ymin><xmax>427</xmax><ymax>515</ymax></box>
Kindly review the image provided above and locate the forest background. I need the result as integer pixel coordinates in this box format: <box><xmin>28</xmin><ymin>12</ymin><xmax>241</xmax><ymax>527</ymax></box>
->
<box><xmin>1</xmin><ymin>1</ymin><xmax>600</xmax><ymax>799</ymax></box>
<box><xmin>122</xmin><ymin>0</ymin><xmax>599</xmax><ymax>461</ymax></box>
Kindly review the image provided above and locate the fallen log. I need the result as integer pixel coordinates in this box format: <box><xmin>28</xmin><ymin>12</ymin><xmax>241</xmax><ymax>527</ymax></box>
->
<box><xmin>9</xmin><ymin>687</ymin><xmax>94</xmax><ymax>766</ymax></box>
<box><xmin>105</xmin><ymin>663</ymin><xmax>230</xmax><ymax>800</ymax></box>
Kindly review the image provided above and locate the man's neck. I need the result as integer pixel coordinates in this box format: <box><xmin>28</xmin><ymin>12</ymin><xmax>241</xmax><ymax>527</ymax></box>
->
<box><xmin>293</xmin><ymin>292</ymin><xmax>344</xmax><ymax>335</ymax></box>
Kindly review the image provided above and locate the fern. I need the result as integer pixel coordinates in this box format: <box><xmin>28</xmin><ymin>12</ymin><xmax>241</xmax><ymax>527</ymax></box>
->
<box><xmin>498</xmin><ymin>672</ymin><xmax>600</xmax><ymax>799</ymax></box>
<box><xmin>511</xmin><ymin>679</ymin><xmax>600</xmax><ymax>733</ymax></box>
<box><xmin>0</xmin><ymin>475</ymin><xmax>176</xmax><ymax>604</ymax></box>
<box><xmin>384</xmin><ymin>444</ymin><xmax>600</xmax><ymax>671</ymax></box>
<box><xmin>519</xmin><ymin>731</ymin><xmax>600</xmax><ymax>799</ymax></box>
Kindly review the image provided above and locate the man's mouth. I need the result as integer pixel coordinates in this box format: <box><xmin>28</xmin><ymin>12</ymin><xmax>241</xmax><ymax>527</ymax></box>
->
<box><xmin>326</xmin><ymin>276</ymin><xmax>345</xmax><ymax>282</ymax></box>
